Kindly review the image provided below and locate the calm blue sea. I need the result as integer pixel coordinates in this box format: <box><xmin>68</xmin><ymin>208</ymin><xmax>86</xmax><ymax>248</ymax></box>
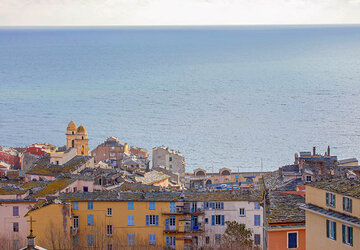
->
<box><xmin>1</xmin><ymin>26</ymin><xmax>360</xmax><ymax>171</ymax></box>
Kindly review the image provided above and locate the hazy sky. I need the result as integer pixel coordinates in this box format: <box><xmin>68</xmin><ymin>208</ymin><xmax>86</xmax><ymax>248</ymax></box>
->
<box><xmin>1</xmin><ymin>0</ymin><xmax>360</xmax><ymax>26</ymax></box>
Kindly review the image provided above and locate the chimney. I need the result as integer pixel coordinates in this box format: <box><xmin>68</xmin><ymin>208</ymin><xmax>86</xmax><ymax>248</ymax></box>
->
<box><xmin>327</xmin><ymin>145</ymin><xmax>330</xmax><ymax>156</ymax></box>
<box><xmin>313</xmin><ymin>146</ymin><xmax>316</xmax><ymax>156</ymax></box>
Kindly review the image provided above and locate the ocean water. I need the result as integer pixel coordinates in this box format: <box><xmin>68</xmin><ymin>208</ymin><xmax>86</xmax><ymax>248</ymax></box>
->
<box><xmin>1</xmin><ymin>25</ymin><xmax>360</xmax><ymax>172</ymax></box>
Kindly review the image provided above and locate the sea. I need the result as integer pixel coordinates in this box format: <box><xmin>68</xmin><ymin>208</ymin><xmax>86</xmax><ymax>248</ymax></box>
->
<box><xmin>1</xmin><ymin>25</ymin><xmax>360</xmax><ymax>172</ymax></box>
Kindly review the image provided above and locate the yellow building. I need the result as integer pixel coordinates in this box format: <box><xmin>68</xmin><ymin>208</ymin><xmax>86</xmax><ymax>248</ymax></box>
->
<box><xmin>26</xmin><ymin>192</ymin><xmax>192</xmax><ymax>249</ymax></box>
<box><xmin>303</xmin><ymin>177</ymin><xmax>360</xmax><ymax>250</ymax></box>
<box><xmin>66</xmin><ymin>121</ymin><xmax>90</xmax><ymax>156</ymax></box>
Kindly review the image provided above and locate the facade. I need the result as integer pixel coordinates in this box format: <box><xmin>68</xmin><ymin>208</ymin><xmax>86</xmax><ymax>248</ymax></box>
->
<box><xmin>24</xmin><ymin>143</ymin><xmax>56</xmax><ymax>157</ymax></box>
<box><xmin>152</xmin><ymin>146</ymin><xmax>185</xmax><ymax>183</ymax></box>
<box><xmin>91</xmin><ymin>137</ymin><xmax>129</xmax><ymax>167</ymax></box>
<box><xmin>303</xmin><ymin>178</ymin><xmax>360</xmax><ymax>250</ymax></box>
<box><xmin>26</xmin><ymin>190</ymin><xmax>262</xmax><ymax>250</ymax></box>
<box><xmin>0</xmin><ymin>200</ymin><xmax>36</xmax><ymax>250</ymax></box>
<box><xmin>264</xmin><ymin>192</ymin><xmax>305</xmax><ymax>250</ymax></box>
<box><xmin>186</xmin><ymin>168</ymin><xmax>265</xmax><ymax>189</ymax></box>
<box><xmin>66</xmin><ymin>121</ymin><xmax>90</xmax><ymax>156</ymax></box>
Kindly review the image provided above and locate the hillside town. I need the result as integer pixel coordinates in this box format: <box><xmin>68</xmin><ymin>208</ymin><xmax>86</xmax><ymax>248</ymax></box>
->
<box><xmin>1</xmin><ymin>121</ymin><xmax>360</xmax><ymax>250</ymax></box>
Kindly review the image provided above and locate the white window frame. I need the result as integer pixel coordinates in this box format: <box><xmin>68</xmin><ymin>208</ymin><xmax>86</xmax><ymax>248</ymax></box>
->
<box><xmin>344</xmin><ymin>197</ymin><xmax>352</xmax><ymax>212</ymax></box>
<box><xmin>239</xmin><ymin>208</ymin><xmax>245</xmax><ymax>216</ymax></box>
<box><xmin>106</xmin><ymin>225</ymin><xmax>113</xmax><ymax>236</ymax></box>
<box><xmin>343</xmin><ymin>225</ymin><xmax>353</xmax><ymax>246</ymax></box>
<box><xmin>149</xmin><ymin>215</ymin><xmax>157</xmax><ymax>225</ymax></box>
<box><xmin>73</xmin><ymin>216</ymin><xmax>79</xmax><ymax>229</ymax></box>
<box><xmin>107</xmin><ymin>208</ymin><xmax>112</xmax><ymax>216</ymax></box>
<box><xmin>287</xmin><ymin>231</ymin><xmax>298</xmax><ymax>249</ymax></box>
<box><xmin>306</xmin><ymin>176</ymin><xmax>312</xmax><ymax>182</ymax></box>
<box><xmin>329</xmin><ymin>220</ymin><xmax>336</xmax><ymax>240</ymax></box>
<box><xmin>327</xmin><ymin>192</ymin><xmax>336</xmax><ymax>208</ymax></box>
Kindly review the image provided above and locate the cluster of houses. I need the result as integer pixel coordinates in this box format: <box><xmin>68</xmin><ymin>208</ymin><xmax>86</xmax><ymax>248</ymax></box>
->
<box><xmin>1</xmin><ymin>121</ymin><xmax>360</xmax><ymax>250</ymax></box>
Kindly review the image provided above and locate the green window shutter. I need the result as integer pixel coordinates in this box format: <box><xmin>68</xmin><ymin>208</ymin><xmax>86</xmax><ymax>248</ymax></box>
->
<box><xmin>333</xmin><ymin>194</ymin><xmax>336</xmax><ymax>207</ymax></box>
<box><xmin>334</xmin><ymin>222</ymin><xmax>336</xmax><ymax>240</ymax></box>
<box><xmin>349</xmin><ymin>227</ymin><xmax>353</xmax><ymax>246</ymax></box>
<box><xmin>326</xmin><ymin>220</ymin><xmax>329</xmax><ymax>238</ymax></box>
<box><xmin>350</xmin><ymin>199</ymin><xmax>352</xmax><ymax>213</ymax></box>
<box><xmin>343</xmin><ymin>197</ymin><xmax>346</xmax><ymax>211</ymax></box>
<box><xmin>342</xmin><ymin>225</ymin><xmax>346</xmax><ymax>243</ymax></box>
<box><xmin>326</xmin><ymin>193</ymin><xmax>329</xmax><ymax>206</ymax></box>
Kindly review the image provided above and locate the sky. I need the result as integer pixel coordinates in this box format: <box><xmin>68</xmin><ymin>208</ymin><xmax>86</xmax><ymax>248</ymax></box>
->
<box><xmin>0</xmin><ymin>0</ymin><xmax>360</xmax><ymax>26</ymax></box>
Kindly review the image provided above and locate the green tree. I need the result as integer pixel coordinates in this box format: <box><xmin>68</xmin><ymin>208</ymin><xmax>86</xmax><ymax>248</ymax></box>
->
<box><xmin>221</xmin><ymin>221</ymin><xmax>254</xmax><ymax>250</ymax></box>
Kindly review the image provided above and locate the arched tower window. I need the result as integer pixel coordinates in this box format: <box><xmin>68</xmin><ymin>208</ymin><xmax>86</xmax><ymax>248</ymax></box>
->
<box><xmin>81</xmin><ymin>145</ymin><xmax>85</xmax><ymax>155</ymax></box>
<box><xmin>72</xmin><ymin>140</ymin><xmax>75</xmax><ymax>148</ymax></box>
<box><xmin>72</xmin><ymin>131</ymin><xmax>74</xmax><ymax>135</ymax></box>
<box><xmin>82</xmin><ymin>136</ymin><xmax>84</xmax><ymax>140</ymax></box>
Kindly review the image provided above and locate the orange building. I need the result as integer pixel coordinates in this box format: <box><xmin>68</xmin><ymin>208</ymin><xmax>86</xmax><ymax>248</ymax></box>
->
<box><xmin>264</xmin><ymin>192</ymin><xmax>306</xmax><ymax>250</ymax></box>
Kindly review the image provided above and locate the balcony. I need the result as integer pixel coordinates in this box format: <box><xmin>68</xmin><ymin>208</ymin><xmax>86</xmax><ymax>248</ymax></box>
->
<box><xmin>164</xmin><ymin>225</ymin><xmax>178</xmax><ymax>233</ymax></box>
<box><xmin>162</xmin><ymin>206</ymin><xmax>204</xmax><ymax>215</ymax></box>
<box><xmin>184</xmin><ymin>223</ymin><xmax>204</xmax><ymax>233</ymax></box>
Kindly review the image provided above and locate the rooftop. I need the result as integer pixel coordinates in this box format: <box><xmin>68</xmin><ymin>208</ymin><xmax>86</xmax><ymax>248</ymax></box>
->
<box><xmin>0</xmin><ymin>146</ymin><xmax>19</xmax><ymax>156</ymax></box>
<box><xmin>266</xmin><ymin>191</ymin><xmax>305</xmax><ymax>224</ymax></box>
<box><xmin>26</xmin><ymin>154</ymin><xmax>92</xmax><ymax>176</ymax></box>
<box><xmin>307</xmin><ymin>177</ymin><xmax>360</xmax><ymax>199</ymax></box>
<box><xmin>135</xmin><ymin>170</ymin><xmax>170</xmax><ymax>185</ymax></box>
<box><xmin>153</xmin><ymin>146</ymin><xmax>183</xmax><ymax>157</ymax></box>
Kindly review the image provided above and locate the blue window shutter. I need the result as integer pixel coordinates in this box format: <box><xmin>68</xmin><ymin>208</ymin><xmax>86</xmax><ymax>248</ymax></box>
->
<box><xmin>349</xmin><ymin>227</ymin><xmax>353</xmax><ymax>246</ymax></box>
<box><xmin>350</xmin><ymin>199</ymin><xmax>352</xmax><ymax>213</ymax></box>
<box><xmin>211</xmin><ymin>203</ymin><xmax>215</xmax><ymax>209</ymax></box>
<box><xmin>334</xmin><ymin>221</ymin><xmax>336</xmax><ymax>240</ymax></box>
<box><xmin>156</xmin><ymin>215</ymin><xmax>159</xmax><ymax>225</ymax></box>
<box><xmin>326</xmin><ymin>193</ymin><xmax>329</xmax><ymax>206</ymax></box>
<box><xmin>342</xmin><ymin>224</ymin><xmax>346</xmax><ymax>243</ymax></box>
<box><xmin>73</xmin><ymin>202</ymin><xmax>78</xmax><ymax>210</ymax></box>
<box><xmin>221</xmin><ymin>215</ymin><xmax>225</xmax><ymax>225</ymax></box>
<box><xmin>220</xmin><ymin>202</ymin><xmax>224</xmax><ymax>210</ymax></box>
<box><xmin>343</xmin><ymin>197</ymin><xmax>346</xmax><ymax>211</ymax></box>
<box><xmin>88</xmin><ymin>215</ymin><xmax>94</xmax><ymax>225</ymax></box>
<box><xmin>326</xmin><ymin>220</ymin><xmax>329</xmax><ymax>238</ymax></box>
<box><xmin>211</xmin><ymin>215</ymin><xmax>215</xmax><ymax>225</ymax></box>
<box><xmin>165</xmin><ymin>218</ymin><xmax>169</xmax><ymax>227</ymax></box>
<box><xmin>146</xmin><ymin>215</ymin><xmax>149</xmax><ymax>226</ymax></box>
<box><xmin>166</xmin><ymin>236</ymin><xmax>169</xmax><ymax>245</ymax></box>
<box><xmin>203</xmin><ymin>202</ymin><xmax>207</xmax><ymax>209</ymax></box>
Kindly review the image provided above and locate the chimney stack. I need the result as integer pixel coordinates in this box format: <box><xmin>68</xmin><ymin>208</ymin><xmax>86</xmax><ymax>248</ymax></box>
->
<box><xmin>327</xmin><ymin>145</ymin><xmax>330</xmax><ymax>156</ymax></box>
<box><xmin>313</xmin><ymin>146</ymin><xmax>316</xmax><ymax>156</ymax></box>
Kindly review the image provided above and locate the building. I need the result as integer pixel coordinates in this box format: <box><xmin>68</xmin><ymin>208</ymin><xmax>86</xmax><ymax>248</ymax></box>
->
<box><xmin>264</xmin><ymin>191</ymin><xmax>305</xmax><ymax>250</ymax></box>
<box><xmin>303</xmin><ymin>177</ymin><xmax>360</xmax><ymax>250</ymax></box>
<box><xmin>152</xmin><ymin>146</ymin><xmax>185</xmax><ymax>183</ymax></box>
<box><xmin>134</xmin><ymin>170</ymin><xmax>171</xmax><ymax>187</ymax></box>
<box><xmin>91</xmin><ymin>137</ymin><xmax>129</xmax><ymax>167</ymax></box>
<box><xmin>25</xmin><ymin>190</ymin><xmax>263</xmax><ymax>250</ymax></box>
<box><xmin>66</xmin><ymin>121</ymin><xmax>90</xmax><ymax>156</ymax></box>
<box><xmin>186</xmin><ymin>168</ymin><xmax>265</xmax><ymax>189</ymax></box>
<box><xmin>129</xmin><ymin>146</ymin><xmax>148</xmax><ymax>159</ymax></box>
<box><xmin>24</xmin><ymin>143</ymin><xmax>56</xmax><ymax>157</ymax></box>
<box><xmin>0</xmin><ymin>146</ymin><xmax>21</xmax><ymax>169</ymax></box>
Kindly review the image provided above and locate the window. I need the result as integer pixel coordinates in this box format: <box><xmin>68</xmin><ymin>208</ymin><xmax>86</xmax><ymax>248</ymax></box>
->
<box><xmin>170</xmin><ymin>202</ymin><xmax>175</xmax><ymax>212</ymax></box>
<box><xmin>215</xmin><ymin>202</ymin><xmax>224</xmax><ymax>209</ymax></box>
<box><xmin>215</xmin><ymin>234</ymin><xmax>221</xmax><ymax>245</ymax></box>
<box><xmin>288</xmin><ymin>232</ymin><xmax>298</xmax><ymax>249</ymax></box>
<box><xmin>128</xmin><ymin>234</ymin><xmax>135</xmax><ymax>246</ymax></box>
<box><xmin>169</xmin><ymin>157</ymin><xmax>172</xmax><ymax>162</ymax></box>
<box><xmin>128</xmin><ymin>215</ymin><xmax>135</xmax><ymax>226</ymax></box>
<box><xmin>106</xmin><ymin>225</ymin><xmax>113</xmax><ymax>236</ymax></box>
<box><xmin>13</xmin><ymin>222</ymin><xmax>19</xmax><ymax>232</ymax></box>
<box><xmin>326</xmin><ymin>220</ymin><xmax>336</xmax><ymax>240</ymax></box>
<box><xmin>83</xmin><ymin>186</ymin><xmax>88</xmax><ymax>192</ymax></box>
<box><xmin>326</xmin><ymin>192</ymin><xmax>336</xmax><ymax>208</ymax></box>
<box><xmin>13</xmin><ymin>206</ymin><xmax>19</xmax><ymax>216</ymax></box>
<box><xmin>166</xmin><ymin>236</ymin><xmax>176</xmax><ymax>248</ymax></box>
<box><xmin>306</xmin><ymin>176</ymin><xmax>312</xmax><ymax>182</ymax></box>
<box><xmin>212</xmin><ymin>215</ymin><xmax>225</xmax><ymax>225</ymax></box>
<box><xmin>254</xmin><ymin>234</ymin><xmax>261</xmax><ymax>245</ymax></box>
<box><xmin>110</xmin><ymin>153</ymin><xmax>115</xmax><ymax>157</ymax></box>
<box><xmin>254</xmin><ymin>202</ymin><xmax>260</xmax><ymax>210</ymax></box>
<box><xmin>107</xmin><ymin>208</ymin><xmax>112</xmax><ymax>216</ymax></box>
<box><xmin>73</xmin><ymin>187</ymin><xmax>77</xmax><ymax>192</ymax></box>
<box><xmin>254</xmin><ymin>215</ymin><xmax>261</xmax><ymax>226</ymax></box>
<box><xmin>343</xmin><ymin>197</ymin><xmax>352</xmax><ymax>213</ymax></box>
<box><xmin>169</xmin><ymin>165</ymin><xmax>172</xmax><ymax>169</ymax></box>
<box><xmin>146</xmin><ymin>215</ymin><xmax>159</xmax><ymax>225</ymax></box>
<box><xmin>73</xmin><ymin>216</ymin><xmax>79</xmax><ymax>228</ymax></box>
<box><xmin>239</xmin><ymin>208</ymin><xmax>245</xmax><ymax>216</ymax></box>
<box><xmin>73</xmin><ymin>202</ymin><xmax>79</xmax><ymax>210</ymax></box>
<box><xmin>206</xmin><ymin>236</ymin><xmax>210</xmax><ymax>244</ymax></box>
<box><xmin>13</xmin><ymin>240</ymin><xmax>19</xmax><ymax>250</ymax></box>
<box><xmin>149</xmin><ymin>234</ymin><xmax>156</xmax><ymax>245</ymax></box>
<box><xmin>87</xmin><ymin>234</ymin><xmax>94</xmax><ymax>246</ymax></box>
<box><xmin>149</xmin><ymin>202</ymin><xmax>155</xmax><ymax>210</ymax></box>
<box><xmin>88</xmin><ymin>202</ymin><xmax>93</xmax><ymax>210</ymax></box>
<box><xmin>205</xmin><ymin>218</ymin><xmax>209</xmax><ymax>224</ymax></box>
<box><xmin>106</xmin><ymin>244</ymin><xmax>113</xmax><ymax>250</ymax></box>
<box><xmin>342</xmin><ymin>225</ymin><xmax>353</xmax><ymax>246</ymax></box>
<box><xmin>128</xmin><ymin>202</ymin><xmax>134</xmax><ymax>210</ymax></box>
<box><xmin>87</xmin><ymin>214</ymin><xmax>94</xmax><ymax>226</ymax></box>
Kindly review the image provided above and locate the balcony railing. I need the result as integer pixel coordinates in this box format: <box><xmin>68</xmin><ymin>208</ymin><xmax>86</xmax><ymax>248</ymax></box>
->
<box><xmin>164</xmin><ymin>225</ymin><xmax>178</xmax><ymax>232</ymax></box>
<box><xmin>184</xmin><ymin>223</ymin><xmax>204</xmax><ymax>233</ymax></box>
